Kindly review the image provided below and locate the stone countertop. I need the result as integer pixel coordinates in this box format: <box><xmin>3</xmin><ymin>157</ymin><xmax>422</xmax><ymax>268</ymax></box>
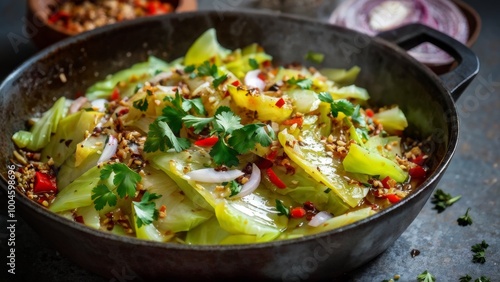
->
<box><xmin>0</xmin><ymin>0</ymin><xmax>498</xmax><ymax>281</ymax></box>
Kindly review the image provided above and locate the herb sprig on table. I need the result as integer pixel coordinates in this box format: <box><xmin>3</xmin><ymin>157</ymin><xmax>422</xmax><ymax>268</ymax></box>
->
<box><xmin>431</xmin><ymin>189</ymin><xmax>461</xmax><ymax>212</ymax></box>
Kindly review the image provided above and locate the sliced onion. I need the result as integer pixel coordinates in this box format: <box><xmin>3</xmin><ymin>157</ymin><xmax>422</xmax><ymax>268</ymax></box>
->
<box><xmin>149</xmin><ymin>71</ymin><xmax>173</xmax><ymax>85</ymax></box>
<box><xmin>186</xmin><ymin>168</ymin><xmax>244</xmax><ymax>183</ymax></box>
<box><xmin>98</xmin><ymin>135</ymin><xmax>118</xmax><ymax>164</ymax></box>
<box><xmin>191</xmin><ymin>81</ymin><xmax>211</xmax><ymax>96</ymax></box>
<box><xmin>91</xmin><ymin>99</ymin><xmax>108</xmax><ymax>113</ymax></box>
<box><xmin>329</xmin><ymin>0</ymin><xmax>469</xmax><ymax>65</ymax></box>
<box><xmin>69</xmin><ymin>97</ymin><xmax>88</xmax><ymax>114</ymax></box>
<box><xmin>245</xmin><ymin>70</ymin><xmax>266</xmax><ymax>92</ymax></box>
<box><xmin>232</xmin><ymin>163</ymin><xmax>261</xmax><ymax>198</ymax></box>
<box><xmin>308</xmin><ymin>211</ymin><xmax>333</xmax><ymax>227</ymax></box>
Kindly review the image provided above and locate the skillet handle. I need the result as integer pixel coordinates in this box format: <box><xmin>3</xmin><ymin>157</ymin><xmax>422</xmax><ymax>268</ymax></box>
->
<box><xmin>377</xmin><ymin>23</ymin><xmax>479</xmax><ymax>101</ymax></box>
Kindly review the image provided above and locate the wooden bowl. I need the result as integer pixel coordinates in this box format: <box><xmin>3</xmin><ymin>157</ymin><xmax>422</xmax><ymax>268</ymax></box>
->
<box><xmin>27</xmin><ymin>0</ymin><xmax>197</xmax><ymax>49</ymax></box>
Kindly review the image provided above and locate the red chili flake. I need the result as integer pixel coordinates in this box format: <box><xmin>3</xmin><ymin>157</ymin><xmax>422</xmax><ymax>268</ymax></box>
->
<box><xmin>34</xmin><ymin>172</ymin><xmax>57</xmax><ymax>194</ymax></box>
<box><xmin>231</xmin><ymin>80</ymin><xmax>241</xmax><ymax>87</ymax></box>
<box><xmin>290</xmin><ymin>207</ymin><xmax>306</xmax><ymax>218</ymax></box>
<box><xmin>275</xmin><ymin>98</ymin><xmax>285</xmax><ymax>108</ymax></box>
<box><xmin>386</xmin><ymin>194</ymin><xmax>401</xmax><ymax>204</ymax></box>
<box><xmin>262</xmin><ymin>60</ymin><xmax>272</xmax><ymax>68</ymax></box>
<box><xmin>282</xmin><ymin>117</ymin><xmax>303</xmax><ymax>127</ymax></box>
<box><xmin>110</xmin><ymin>88</ymin><xmax>120</xmax><ymax>101</ymax></box>
<box><xmin>303</xmin><ymin>201</ymin><xmax>316</xmax><ymax>211</ymax></box>
<box><xmin>256</xmin><ymin>158</ymin><xmax>273</xmax><ymax>170</ymax></box>
<box><xmin>74</xmin><ymin>216</ymin><xmax>85</xmax><ymax>224</ymax></box>
<box><xmin>409</xmin><ymin>166</ymin><xmax>426</xmax><ymax>179</ymax></box>
<box><xmin>257</xmin><ymin>72</ymin><xmax>267</xmax><ymax>81</ymax></box>
<box><xmin>411</xmin><ymin>155</ymin><xmax>426</xmax><ymax>166</ymax></box>
<box><xmin>224</xmin><ymin>90</ymin><xmax>230</xmax><ymax>98</ymax></box>
<box><xmin>117</xmin><ymin>108</ymin><xmax>130</xmax><ymax>117</ymax></box>
<box><xmin>381</xmin><ymin>176</ymin><xmax>392</xmax><ymax>189</ymax></box>
<box><xmin>266</xmin><ymin>168</ymin><xmax>286</xmax><ymax>189</ymax></box>
<box><xmin>266</xmin><ymin>150</ymin><xmax>278</xmax><ymax>161</ymax></box>
<box><xmin>194</xmin><ymin>136</ymin><xmax>219</xmax><ymax>147</ymax></box>
<box><xmin>365</xmin><ymin>108</ymin><xmax>374</xmax><ymax>117</ymax></box>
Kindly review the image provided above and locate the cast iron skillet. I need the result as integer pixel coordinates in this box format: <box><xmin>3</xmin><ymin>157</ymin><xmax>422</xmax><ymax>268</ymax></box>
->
<box><xmin>0</xmin><ymin>11</ymin><xmax>478</xmax><ymax>280</ymax></box>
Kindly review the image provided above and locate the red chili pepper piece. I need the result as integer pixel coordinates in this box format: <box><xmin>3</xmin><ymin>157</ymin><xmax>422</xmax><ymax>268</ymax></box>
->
<box><xmin>386</xmin><ymin>194</ymin><xmax>401</xmax><ymax>204</ymax></box>
<box><xmin>256</xmin><ymin>157</ymin><xmax>273</xmax><ymax>170</ymax></box>
<box><xmin>381</xmin><ymin>176</ymin><xmax>392</xmax><ymax>189</ymax></box>
<box><xmin>231</xmin><ymin>80</ymin><xmax>241</xmax><ymax>87</ymax></box>
<box><xmin>409</xmin><ymin>166</ymin><xmax>426</xmax><ymax>179</ymax></box>
<box><xmin>262</xmin><ymin>60</ymin><xmax>272</xmax><ymax>68</ymax></box>
<box><xmin>266</xmin><ymin>150</ymin><xmax>278</xmax><ymax>161</ymax></box>
<box><xmin>110</xmin><ymin>88</ymin><xmax>120</xmax><ymax>101</ymax></box>
<box><xmin>194</xmin><ymin>136</ymin><xmax>219</xmax><ymax>147</ymax></box>
<box><xmin>266</xmin><ymin>168</ymin><xmax>286</xmax><ymax>189</ymax></box>
<box><xmin>290</xmin><ymin>207</ymin><xmax>306</xmax><ymax>218</ymax></box>
<box><xmin>257</xmin><ymin>72</ymin><xmax>267</xmax><ymax>81</ymax></box>
<box><xmin>282</xmin><ymin>117</ymin><xmax>303</xmax><ymax>127</ymax></box>
<box><xmin>365</xmin><ymin>108</ymin><xmax>374</xmax><ymax>118</ymax></box>
<box><xmin>34</xmin><ymin>172</ymin><xmax>57</xmax><ymax>194</ymax></box>
<box><xmin>74</xmin><ymin>216</ymin><xmax>85</xmax><ymax>224</ymax></box>
<box><xmin>275</xmin><ymin>98</ymin><xmax>285</xmax><ymax>108</ymax></box>
<box><xmin>411</xmin><ymin>155</ymin><xmax>425</xmax><ymax>166</ymax></box>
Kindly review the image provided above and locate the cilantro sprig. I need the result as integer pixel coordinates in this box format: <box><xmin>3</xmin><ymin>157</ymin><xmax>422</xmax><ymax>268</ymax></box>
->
<box><xmin>431</xmin><ymin>189</ymin><xmax>461</xmax><ymax>212</ymax></box>
<box><xmin>417</xmin><ymin>270</ymin><xmax>435</xmax><ymax>282</ymax></box>
<box><xmin>318</xmin><ymin>92</ymin><xmax>356</xmax><ymax>118</ymax></box>
<box><xmin>457</xmin><ymin>207</ymin><xmax>473</xmax><ymax>226</ymax></box>
<box><xmin>91</xmin><ymin>163</ymin><xmax>161</xmax><ymax>227</ymax></box>
<box><xmin>471</xmin><ymin>240</ymin><xmax>489</xmax><ymax>264</ymax></box>
<box><xmin>287</xmin><ymin>77</ymin><xmax>313</xmax><ymax>90</ymax></box>
<box><xmin>196</xmin><ymin>61</ymin><xmax>228</xmax><ymax>88</ymax></box>
<box><xmin>275</xmin><ymin>199</ymin><xmax>290</xmax><ymax>217</ymax></box>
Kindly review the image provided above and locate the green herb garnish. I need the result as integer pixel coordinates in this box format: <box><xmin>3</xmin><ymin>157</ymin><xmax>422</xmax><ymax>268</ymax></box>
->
<box><xmin>431</xmin><ymin>189</ymin><xmax>461</xmax><ymax>212</ymax></box>
<box><xmin>417</xmin><ymin>270</ymin><xmax>435</xmax><ymax>282</ymax></box>
<box><xmin>275</xmin><ymin>199</ymin><xmax>290</xmax><ymax>217</ymax></box>
<box><xmin>457</xmin><ymin>207</ymin><xmax>473</xmax><ymax>226</ymax></box>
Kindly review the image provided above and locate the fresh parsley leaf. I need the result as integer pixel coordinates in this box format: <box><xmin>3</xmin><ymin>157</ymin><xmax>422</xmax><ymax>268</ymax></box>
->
<box><xmin>184</xmin><ymin>65</ymin><xmax>195</xmax><ymax>74</ymax></box>
<box><xmin>471</xmin><ymin>240</ymin><xmax>489</xmax><ymax>253</ymax></box>
<box><xmin>133</xmin><ymin>97</ymin><xmax>149</xmax><ymax>112</ymax></box>
<box><xmin>305</xmin><ymin>51</ymin><xmax>325</xmax><ymax>64</ymax></box>
<box><xmin>213</xmin><ymin>73</ymin><xmax>228</xmax><ymax>88</ymax></box>
<box><xmin>459</xmin><ymin>275</ymin><xmax>472</xmax><ymax>282</ymax></box>
<box><xmin>351</xmin><ymin>105</ymin><xmax>366</xmax><ymax>127</ymax></box>
<box><xmin>472</xmin><ymin>251</ymin><xmax>486</xmax><ymax>264</ymax></box>
<box><xmin>431</xmin><ymin>189</ymin><xmax>461</xmax><ymax>212</ymax></box>
<box><xmin>100</xmin><ymin>165</ymin><xmax>113</xmax><ymax>180</ymax></box>
<box><xmin>228</xmin><ymin>124</ymin><xmax>274</xmax><ymax>154</ymax></box>
<box><xmin>91</xmin><ymin>184</ymin><xmax>117</xmax><ymax>211</ymax></box>
<box><xmin>197</xmin><ymin>61</ymin><xmax>218</xmax><ymax>77</ymax></box>
<box><xmin>210</xmin><ymin>138</ymin><xmax>240</xmax><ymax>167</ymax></box>
<box><xmin>144</xmin><ymin>120</ymin><xmax>191</xmax><ymax>153</ymax></box>
<box><xmin>161</xmin><ymin>107</ymin><xmax>185</xmax><ymax>135</ymax></box>
<box><xmin>330</xmin><ymin>99</ymin><xmax>355</xmax><ymax>117</ymax></box>
<box><xmin>318</xmin><ymin>92</ymin><xmax>334</xmax><ymax>103</ymax></box>
<box><xmin>111</xmin><ymin>163</ymin><xmax>142</xmax><ymax>198</ymax></box>
<box><xmin>182</xmin><ymin>115</ymin><xmax>214</xmax><ymax>134</ymax></box>
<box><xmin>457</xmin><ymin>207</ymin><xmax>473</xmax><ymax>226</ymax></box>
<box><xmin>214</xmin><ymin>110</ymin><xmax>243</xmax><ymax>134</ymax></box>
<box><xmin>417</xmin><ymin>270</ymin><xmax>435</xmax><ymax>282</ymax></box>
<box><xmin>227</xmin><ymin>180</ymin><xmax>242</xmax><ymax>197</ymax></box>
<box><xmin>249</xmin><ymin>58</ymin><xmax>259</xmax><ymax>70</ymax></box>
<box><xmin>287</xmin><ymin>77</ymin><xmax>313</xmax><ymax>90</ymax></box>
<box><xmin>133</xmin><ymin>192</ymin><xmax>162</xmax><ymax>228</ymax></box>
<box><xmin>275</xmin><ymin>199</ymin><xmax>290</xmax><ymax>217</ymax></box>
<box><xmin>182</xmin><ymin>97</ymin><xmax>206</xmax><ymax>115</ymax></box>
<box><xmin>475</xmin><ymin>276</ymin><xmax>491</xmax><ymax>282</ymax></box>
<box><xmin>134</xmin><ymin>83</ymin><xmax>143</xmax><ymax>94</ymax></box>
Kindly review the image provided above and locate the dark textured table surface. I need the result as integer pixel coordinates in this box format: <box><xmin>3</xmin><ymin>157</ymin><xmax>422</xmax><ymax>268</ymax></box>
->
<box><xmin>1</xmin><ymin>1</ymin><xmax>499</xmax><ymax>281</ymax></box>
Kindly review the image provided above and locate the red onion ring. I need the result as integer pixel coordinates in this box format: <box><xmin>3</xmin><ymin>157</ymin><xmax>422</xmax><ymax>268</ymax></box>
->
<box><xmin>186</xmin><ymin>168</ymin><xmax>244</xmax><ymax>183</ymax></box>
<box><xmin>97</xmin><ymin>135</ymin><xmax>118</xmax><ymax>164</ymax></box>
<box><xmin>330</xmin><ymin>0</ymin><xmax>469</xmax><ymax>65</ymax></box>
<box><xmin>308</xmin><ymin>211</ymin><xmax>333</xmax><ymax>227</ymax></box>
<box><xmin>232</xmin><ymin>163</ymin><xmax>261</xmax><ymax>198</ymax></box>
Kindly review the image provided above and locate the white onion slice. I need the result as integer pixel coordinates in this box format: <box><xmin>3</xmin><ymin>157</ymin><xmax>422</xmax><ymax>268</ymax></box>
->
<box><xmin>308</xmin><ymin>211</ymin><xmax>333</xmax><ymax>227</ymax></box>
<box><xmin>91</xmin><ymin>99</ymin><xmax>108</xmax><ymax>112</ymax></box>
<box><xmin>98</xmin><ymin>135</ymin><xmax>118</xmax><ymax>164</ymax></box>
<box><xmin>186</xmin><ymin>168</ymin><xmax>244</xmax><ymax>183</ymax></box>
<box><xmin>191</xmin><ymin>81</ymin><xmax>211</xmax><ymax>96</ymax></box>
<box><xmin>232</xmin><ymin>164</ymin><xmax>261</xmax><ymax>198</ymax></box>
<box><xmin>69</xmin><ymin>97</ymin><xmax>88</xmax><ymax>114</ymax></box>
<box><xmin>245</xmin><ymin>70</ymin><xmax>265</xmax><ymax>92</ymax></box>
<box><xmin>149</xmin><ymin>71</ymin><xmax>173</xmax><ymax>84</ymax></box>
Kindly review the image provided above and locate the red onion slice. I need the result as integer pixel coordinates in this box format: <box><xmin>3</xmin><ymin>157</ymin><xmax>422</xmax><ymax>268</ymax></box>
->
<box><xmin>69</xmin><ymin>97</ymin><xmax>88</xmax><ymax>114</ymax></box>
<box><xmin>308</xmin><ymin>211</ymin><xmax>333</xmax><ymax>227</ymax></box>
<box><xmin>186</xmin><ymin>168</ymin><xmax>244</xmax><ymax>183</ymax></box>
<box><xmin>232</xmin><ymin>163</ymin><xmax>261</xmax><ymax>198</ymax></box>
<box><xmin>329</xmin><ymin>0</ymin><xmax>469</xmax><ymax>65</ymax></box>
<box><xmin>245</xmin><ymin>70</ymin><xmax>266</xmax><ymax>92</ymax></box>
<box><xmin>98</xmin><ymin>135</ymin><xmax>118</xmax><ymax>164</ymax></box>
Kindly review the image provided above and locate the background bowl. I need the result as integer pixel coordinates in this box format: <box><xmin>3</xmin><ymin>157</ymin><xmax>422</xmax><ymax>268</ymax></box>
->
<box><xmin>0</xmin><ymin>10</ymin><xmax>477</xmax><ymax>280</ymax></box>
<box><xmin>27</xmin><ymin>0</ymin><xmax>198</xmax><ymax>49</ymax></box>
